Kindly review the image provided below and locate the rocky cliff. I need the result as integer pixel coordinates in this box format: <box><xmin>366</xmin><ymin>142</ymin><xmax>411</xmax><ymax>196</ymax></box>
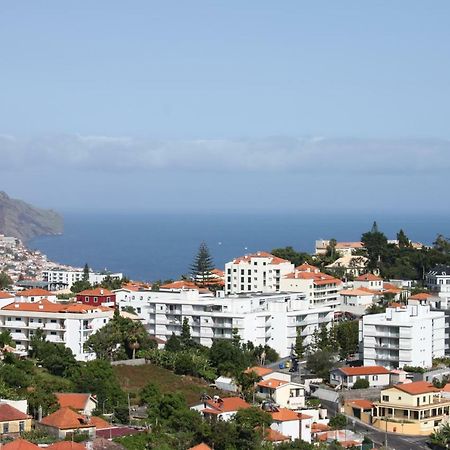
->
<box><xmin>0</xmin><ymin>191</ymin><xmax>63</xmax><ymax>241</ymax></box>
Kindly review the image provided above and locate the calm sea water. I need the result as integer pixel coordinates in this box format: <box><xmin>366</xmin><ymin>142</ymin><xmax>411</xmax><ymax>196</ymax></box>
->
<box><xmin>29</xmin><ymin>212</ymin><xmax>450</xmax><ymax>282</ymax></box>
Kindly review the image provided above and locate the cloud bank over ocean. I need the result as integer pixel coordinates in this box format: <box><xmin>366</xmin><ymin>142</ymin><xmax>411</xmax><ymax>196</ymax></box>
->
<box><xmin>1</xmin><ymin>135</ymin><xmax>449</xmax><ymax>174</ymax></box>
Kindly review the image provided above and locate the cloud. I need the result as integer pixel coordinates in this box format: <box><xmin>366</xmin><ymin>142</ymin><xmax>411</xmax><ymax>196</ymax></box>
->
<box><xmin>0</xmin><ymin>134</ymin><xmax>449</xmax><ymax>174</ymax></box>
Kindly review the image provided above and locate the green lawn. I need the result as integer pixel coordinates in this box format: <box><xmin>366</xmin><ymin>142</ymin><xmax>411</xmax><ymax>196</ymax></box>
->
<box><xmin>113</xmin><ymin>363</ymin><xmax>220</xmax><ymax>405</ymax></box>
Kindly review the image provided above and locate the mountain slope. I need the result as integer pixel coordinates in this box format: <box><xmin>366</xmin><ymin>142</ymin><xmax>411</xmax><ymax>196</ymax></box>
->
<box><xmin>0</xmin><ymin>191</ymin><xmax>63</xmax><ymax>241</ymax></box>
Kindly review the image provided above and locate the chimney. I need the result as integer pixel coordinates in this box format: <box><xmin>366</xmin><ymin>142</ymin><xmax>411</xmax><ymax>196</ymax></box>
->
<box><xmin>100</xmin><ymin>289</ymin><xmax>104</xmax><ymax>295</ymax></box>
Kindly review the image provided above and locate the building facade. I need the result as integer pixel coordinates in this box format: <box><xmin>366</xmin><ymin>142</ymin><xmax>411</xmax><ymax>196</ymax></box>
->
<box><xmin>76</xmin><ymin>288</ymin><xmax>116</xmax><ymax>307</ymax></box>
<box><xmin>115</xmin><ymin>289</ymin><xmax>334</xmax><ymax>357</ymax></box>
<box><xmin>360</xmin><ymin>303</ymin><xmax>445</xmax><ymax>369</ymax></box>
<box><xmin>224</xmin><ymin>252</ymin><xmax>295</xmax><ymax>295</ymax></box>
<box><xmin>0</xmin><ymin>300</ymin><xmax>113</xmax><ymax>360</ymax></box>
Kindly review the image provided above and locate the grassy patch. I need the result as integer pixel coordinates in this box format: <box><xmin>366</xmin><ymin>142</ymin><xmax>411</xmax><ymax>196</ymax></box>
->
<box><xmin>113</xmin><ymin>363</ymin><xmax>219</xmax><ymax>405</ymax></box>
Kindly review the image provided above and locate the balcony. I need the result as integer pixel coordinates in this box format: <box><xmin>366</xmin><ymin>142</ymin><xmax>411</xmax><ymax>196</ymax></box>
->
<box><xmin>287</xmin><ymin>396</ymin><xmax>304</xmax><ymax>408</ymax></box>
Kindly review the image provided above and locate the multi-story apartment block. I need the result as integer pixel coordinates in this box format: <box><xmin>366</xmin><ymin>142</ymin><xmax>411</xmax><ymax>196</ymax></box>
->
<box><xmin>224</xmin><ymin>252</ymin><xmax>294</xmax><ymax>295</ymax></box>
<box><xmin>114</xmin><ymin>288</ymin><xmax>334</xmax><ymax>357</ymax></box>
<box><xmin>42</xmin><ymin>269</ymin><xmax>122</xmax><ymax>290</ymax></box>
<box><xmin>280</xmin><ymin>264</ymin><xmax>342</xmax><ymax>308</ymax></box>
<box><xmin>359</xmin><ymin>303</ymin><xmax>445</xmax><ymax>369</ymax></box>
<box><xmin>0</xmin><ymin>300</ymin><xmax>113</xmax><ymax>360</ymax></box>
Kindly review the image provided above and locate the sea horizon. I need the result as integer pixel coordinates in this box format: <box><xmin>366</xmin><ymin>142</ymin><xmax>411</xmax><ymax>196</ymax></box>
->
<box><xmin>28</xmin><ymin>211</ymin><xmax>450</xmax><ymax>283</ymax></box>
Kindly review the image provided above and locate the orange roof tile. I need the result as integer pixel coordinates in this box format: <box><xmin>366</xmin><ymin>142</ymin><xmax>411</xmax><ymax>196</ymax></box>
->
<box><xmin>3</xmin><ymin>440</ymin><xmax>40</xmax><ymax>450</ymax></box>
<box><xmin>394</xmin><ymin>381</ymin><xmax>439</xmax><ymax>395</ymax></box>
<box><xmin>17</xmin><ymin>288</ymin><xmax>53</xmax><ymax>297</ymax></box>
<box><xmin>40</xmin><ymin>407</ymin><xmax>94</xmax><ymax>430</ymax></box>
<box><xmin>270</xmin><ymin>408</ymin><xmax>308</xmax><ymax>422</ymax></box>
<box><xmin>257</xmin><ymin>378</ymin><xmax>288</xmax><ymax>389</ymax></box>
<box><xmin>0</xmin><ymin>291</ymin><xmax>14</xmax><ymax>299</ymax></box>
<box><xmin>48</xmin><ymin>442</ymin><xmax>86</xmax><ymax>450</ymax></box>
<box><xmin>0</xmin><ymin>403</ymin><xmax>31</xmax><ymax>421</ymax></box>
<box><xmin>296</xmin><ymin>263</ymin><xmax>320</xmax><ymax>272</ymax></box>
<box><xmin>346</xmin><ymin>399</ymin><xmax>374</xmax><ymax>410</ymax></box>
<box><xmin>2</xmin><ymin>300</ymin><xmax>106</xmax><ymax>314</ymax></box>
<box><xmin>188</xmin><ymin>444</ymin><xmax>212</xmax><ymax>450</ymax></box>
<box><xmin>355</xmin><ymin>273</ymin><xmax>382</xmax><ymax>282</ymax></box>
<box><xmin>340</xmin><ymin>288</ymin><xmax>375</xmax><ymax>297</ymax></box>
<box><xmin>312</xmin><ymin>422</ymin><xmax>330</xmax><ymax>432</ymax></box>
<box><xmin>55</xmin><ymin>393</ymin><xmax>92</xmax><ymax>411</ymax></box>
<box><xmin>160</xmin><ymin>280</ymin><xmax>198</xmax><ymax>290</ymax></box>
<box><xmin>409</xmin><ymin>292</ymin><xmax>433</xmax><ymax>300</ymax></box>
<box><xmin>77</xmin><ymin>288</ymin><xmax>114</xmax><ymax>297</ymax></box>
<box><xmin>204</xmin><ymin>397</ymin><xmax>250</xmax><ymax>413</ymax></box>
<box><xmin>442</xmin><ymin>384</ymin><xmax>450</xmax><ymax>393</ymax></box>
<box><xmin>338</xmin><ymin>366</ymin><xmax>390</xmax><ymax>376</ymax></box>
<box><xmin>232</xmin><ymin>251</ymin><xmax>290</xmax><ymax>265</ymax></box>
<box><xmin>90</xmin><ymin>416</ymin><xmax>110</xmax><ymax>429</ymax></box>
<box><xmin>244</xmin><ymin>366</ymin><xmax>273</xmax><ymax>377</ymax></box>
<box><xmin>264</xmin><ymin>428</ymin><xmax>290</xmax><ymax>442</ymax></box>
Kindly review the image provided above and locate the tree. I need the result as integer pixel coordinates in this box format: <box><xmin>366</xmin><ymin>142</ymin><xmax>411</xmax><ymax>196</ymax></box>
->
<box><xmin>352</xmin><ymin>378</ymin><xmax>370</xmax><ymax>389</ymax></box>
<box><xmin>0</xmin><ymin>330</ymin><xmax>14</xmax><ymax>349</ymax></box>
<box><xmin>294</xmin><ymin>328</ymin><xmax>305</xmax><ymax>360</ymax></box>
<box><xmin>329</xmin><ymin>413</ymin><xmax>347</xmax><ymax>430</ymax></box>
<box><xmin>165</xmin><ymin>333</ymin><xmax>182</xmax><ymax>352</ymax></box>
<box><xmin>361</xmin><ymin>221</ymin><xmax>388</xmax><ymax>270</ymax></box>
<box><xmin>83</xmin><ymin>263</ymin><xmax>90</xmax><ymax>281</ymax></box>
<box><xmin>333</xmin><ymin>321</ymin><xmax>359</xmax><ymax>360</ymax></box>
<box><xmin>397</xmin><ymin>229</ymin><xmax>410</xmax><ymax>248</ymax></box>
<box><xmin>190</xmin><ymin>242</ymin><xmax>215</xmax><ymax>286</ymax></box>
<box><xmin>70</xmin><ymin>279</ymin><xmax>91</xmax><ymax>293</ymax></box>
<box><xmin>326</xmin><ymin>238</ymin><xmax>338</xmax><ymax>259</ymax></box>
<box><xmin>306</xmin><ymin>349</ymin><xmax>334</xmax><ymax>379</ymax></box>
<box><xmin>271</xmin><ymin>247</ymin><xmax>313</xmax><ymax>267</ymax></box>
<box><xmin>434</xmin><ymin>234</ymin><xmax>450</xmax><ymax>254</ymax></box>
<box><xmin>236</xmin><ymin>371</ymin><xmax>261</xmax><ymax>402</ymax></box>
<box><xmin>234</xmin><ymin>407</ymin><xmax>272</xmax><ymax>429</ymax></box>
<box><xmin>180</xmin><ymin>318</ymin><xmax>192</xmax><ymax>348</ymax></box>
<box><xmin>139</xmin><ymin>382</ymin><xmax>161</xmax><ymax>407</ymax></box>
<box><xmin>0</xmin><ymin>272</ymin><xmax>12</xmax><ymax>289</ymax></box>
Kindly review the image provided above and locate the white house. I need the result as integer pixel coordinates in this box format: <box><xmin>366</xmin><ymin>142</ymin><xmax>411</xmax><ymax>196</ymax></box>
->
<box><xmin>360</xmin><ymin>303</ymin><xmax>445</xmax><ymax>369</ymax></box>
<box><xmin>326</xmin><ymin>254</ymin><xmax>369</xmax><ymax>277</ymax></box>
<box><xmin>256</xmin><ymin>379</ymin><xmax>305</xmax><ymax>410</ymax></box>
<box><xmin>330</xmin><ymin>366</ymin><xmax>391</xmax><ymax>389</ymax></box>
<box><xmin>269</xmin><ymin>408</ymin><xmax>312</xmax><ymax>443</ymax></box>
<box><xmin>339</xmin><ymin>288</ymin><xmax>379</xmax><ymax>316</ymax></box>
<box><xmin>353</xmin><ymin>273</ymin><xmax>383</xmax><ymax>290</ymax></box>
<box><xmin>0</xmin><ymin>300</ymin><xmax>113</xmax><ymax>360</ymax></box>
<box><xmin>191</xmin><ymin>396</ymin><xmax>250</xmax><ymax>421</ymax></box>
<box><xmin>115</xmin><ymin>288</ymin><xmax>334</xmax><ymax>358</ymax></box>
<box><xmin>14</xmin><ymin>288</ymin><xmax>57</xmax><ymax>303</ymax></box>
<box><xmin>224</xmin><ymin>251</ymin><xmax>295</xmax><ymax>295</ymax></box>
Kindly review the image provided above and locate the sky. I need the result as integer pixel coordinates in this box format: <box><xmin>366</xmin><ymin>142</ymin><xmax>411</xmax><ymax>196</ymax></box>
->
<box><xmin>0</xmin><ymin>1</ymin><xmax>449</xmax><ymax>214</ymax></box>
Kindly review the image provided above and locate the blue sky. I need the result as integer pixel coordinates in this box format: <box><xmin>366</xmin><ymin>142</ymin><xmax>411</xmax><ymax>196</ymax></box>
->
<box><xmin>0</xmin><ymin>1</ymin><xmax>449</xmax><ymax>213</ymax></box>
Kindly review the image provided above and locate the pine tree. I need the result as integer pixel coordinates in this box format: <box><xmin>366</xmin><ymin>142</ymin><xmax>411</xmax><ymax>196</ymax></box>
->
<box><xmin>180</xmin><ymin>318</ymin><xmax>192</xmax><ymax>348</ymax></box>
<box><xmin>294</xmin><ymin>328</ymin><xmax>305</xmax><ymax>359</ymax></box>
<box><xmin>83</xmin><ymin>263</ymin><xmax>90</xmax><ymax>282</ymax></box>
<box><xmin>397</xmin><ymin>229</ymin><xmax>410</xmax><ymax>248</ymax></box>
<box><xmin>190</xmin><ymin>242</ymin><xmax>214</xmax><ymax>286</ymax></box>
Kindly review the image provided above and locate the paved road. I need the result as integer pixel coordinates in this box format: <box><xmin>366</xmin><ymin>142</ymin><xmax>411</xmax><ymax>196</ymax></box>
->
<box><xmin>320</xmin><ymin>399</ymin><xmax>430</xmax><ymax>450</ymax></box>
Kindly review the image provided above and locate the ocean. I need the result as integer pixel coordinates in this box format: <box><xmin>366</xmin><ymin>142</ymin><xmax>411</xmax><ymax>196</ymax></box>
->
<box><xmin>29</xmin><ymin>212</ymin><xmax>450</xmax><ymax>282</ymax></box>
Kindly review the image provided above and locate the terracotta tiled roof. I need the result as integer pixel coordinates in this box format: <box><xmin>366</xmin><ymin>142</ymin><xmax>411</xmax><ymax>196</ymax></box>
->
<box><xmin>2</xmin><ymin>300</ymin><xmax>107</xmax><ymax>314</ymax></box>
<box><xmin>296</xmin><ymin>263</ymin><xmax>320</xmax><ymax>272</ymax></box>
<box><xmin>188</xmin><ymin>444</ymin><xmax>212</xmax><ymax>450</ymax></box>
<box><xmin>264</xmin><ymin>428</ymin><xmax>290</xmax><ymax>442</ymax></box>
<box><xmin>355</xmin><ymin>273</ymin><xmax>382</xmax><ymax>282</ymax></box>
<box><xmin>284</xmin><ymin>270</ymin><xmax>341</xmax><ymax>286</ymax></box>
<box><xmin>336</xmin><ymin>242</ymin><xmax>364</xmax><ymax>249</ymax></box>
<box><xmin>188</xmin><ymin>444</ymin><xmax>213</xmax><ymax>450</ymax></box>
<box><xmin>393</xmin><ymin>381</ymin><xmax>439</xmax><ymax>395</ymax></box>
<box><xmin>346</xmin><ymin>399</ymin><xmax>374</xmax><ymax>410</ymax></box>
<box><xmin>160</xmin><ymin>280</ymin><xmax>198</xmax><ymax>290</ymax></box>
<box><xmin>90</xmin><ymin>416</ymin><xmax>111</xmax><ymax>429</ymax></box>
<box><xmin>311</xmin><ymin>422</ymin><xmax>330</xmax><ymax>432</ymax></box>
<box><xmin>55</xmin><ymin>393</ymin><xmax>92</xmax><ymax>410</ymax></box>
<box><xmin>40</xmin><ymin>407</ymin><xmax>94</xmax><ymax>430</ymax></box>
<box><xmin>3</xmin><ymin>440</ymin><xmax>40</xmax><ymax>450</ymax></box>
<box><xmin>338</xmin><ymin>366</ymin><xmax>390</xmax><ymax>376</ymax></box>
<box><xmin>48</xmin><ymin>442</ymin><xmax>86</xmax><ymax>450</ymax></box>
<box><xmin>232</xmin><ymin>251</ymin><xmax>290</xmax><ymax>265</ymax></box>
<box><xmin>0</xmin><ymin>403</ymin><xmax>31</xmax><ymax>421</ymax></box>
<box><xmin>244</xmin><ymin>366</ymin><xmax>273</xmax><ymax>377</ymax></box>
<box><xmin>257</xmin><ymin>378</ymin><xmax>288</xmax><ymax>389</ymax></box>
<box><xmin>77</xmin><ymin>288</ymin><xmax>114</xmax><ymax>297</ymax></box>
<box><xmin>17</xmin><ymin>288</ymin><xmax>52</xmax><ymax>297</ymax></box>
<box><xmin>270</xmin><ymin>408</ymin><xmax>308</xmax><ymax>422</ymax></box>
<box><xmin>0</xmin><ymin>291</ymin><xmax>14</xmax><ymax>299</ymax></box>
<box><xmin>409</xmin><ymin>293</ymin><xmax>433</xmax><ymax>300</ymax></box>
<box><xmin>203</xmin><ymin>397</ymin><xmax>250</xmax><ymax>413</ymax></box>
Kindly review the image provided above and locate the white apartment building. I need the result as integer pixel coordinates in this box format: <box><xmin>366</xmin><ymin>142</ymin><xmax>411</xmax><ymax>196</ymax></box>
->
<box><xmin>42</xmin><ymin>269</ymin><xmax>122</xmax><ymax>290</ymax></box>
<box><xmin>224</xmin><ymin>252</ymin><xmax>295</xmax><ymax>295</ymax></box>
<box><xmin>360</xmin><ymin>303</ymin><xmax>445</xmax><ymax>369</ymax></box>
<box><xmin>279</xmin><ymin>264</ymin><xmax>342</xmax><ymax>308</ymax></box>
<box><xmin>0</xmin><ymin>300</ymin><xmax>113</xmax><ymax>361</ymax></box>
<box><xmin>115</xmin><ymin>288</ymin><xmax>334</xmax><ymax>357</ymax></box>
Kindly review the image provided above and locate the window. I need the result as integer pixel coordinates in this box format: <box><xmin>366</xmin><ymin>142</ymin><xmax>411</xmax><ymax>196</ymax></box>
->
<box><xmin>137</xmin><ymin>308</ymin><xmax>141</xmax><ymax>313</ymax></box>
<box><xmin>3</xmin><ymin>423</ymin><xmax>9</xmax><ymax>433</ymax></box>
<box><xmin>382</xmin><ymin>395</ymin><xmax>389</xmax><ymax>402</ymax></box>
<box><xmin>85</xmin><ymin>296</ymin><xmax>89</xmax><ymax>301</ymax></box>
<box><xmin>19</xmin><ymin>421</ymin><xmax>25</xmax><ymax>432</ymax></box>
<box><xmin>94</xmin><ymin>298</ymin><xmax>98</xmax><ymax>303</ymax></box>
